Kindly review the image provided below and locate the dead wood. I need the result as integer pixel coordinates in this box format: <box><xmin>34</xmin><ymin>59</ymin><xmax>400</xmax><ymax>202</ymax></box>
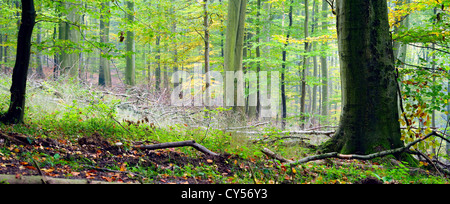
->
<box><xmin>0</xmin><ymin>174</ymin><xmax>126</xmax><ymax>184</ymax></box>
<box><xmin>263</xmin><ymin>131</ymin><xmax>448</xmax><ymax>169</ymax></box>
<box><xmin>135</xmin><ymin>140</ymin><xmax>219</xmax><ymax>156</ymax></box>
<box><xmin>0</xmin><ymin>132</ymin><xmax>32</xmax><ymax>145</ymax></box>
<box><xmin>262</xmin><ymin>148</ymin><xmax>294</xmax><ymax>163</ymax></box>
<box><xmin>236</xmin><ymin>130</ymin><xmax>335</xmax><ymax>137</ymax></box>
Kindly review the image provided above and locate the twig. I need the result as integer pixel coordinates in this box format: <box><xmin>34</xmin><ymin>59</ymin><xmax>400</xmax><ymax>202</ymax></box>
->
<box><xmin>407</xmin><ymin>150</ymin><xmax>443</xmax><ymax>176</ymax></box>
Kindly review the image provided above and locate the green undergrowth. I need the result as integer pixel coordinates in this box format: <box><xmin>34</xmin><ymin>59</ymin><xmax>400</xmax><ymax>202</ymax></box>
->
<box><xmin>0</xmin><ymin>77</ymin><xmax>449</xmax><ymax>183</ymax></box>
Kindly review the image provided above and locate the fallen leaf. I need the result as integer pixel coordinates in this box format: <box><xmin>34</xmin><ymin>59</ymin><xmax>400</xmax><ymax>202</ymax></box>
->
<box><xmin>120</xmin><ymin>163</ymin><xmax>127</xmax><ymax>172</ymax></box>
<box><xmin>102</xmin><ymin>176</ymin><xmax>113</xmax><ymax>182</ymax></box>
<box><xmin>25</xmin><ymin>166</ymin><xmax>37</xmax><ymax>170</ymax></box>
<box><xmin>292</xmin><ymin>168</ymin><xmax>297</xmax><ymax>174</ymax></box>
<box><xmin>206</xmin><ymin>159</ymin><xmax>213</xmax><ymax>163</ymax></box>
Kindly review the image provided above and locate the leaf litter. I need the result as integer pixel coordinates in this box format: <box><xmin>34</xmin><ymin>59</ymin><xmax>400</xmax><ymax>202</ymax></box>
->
<box><xmin>0</xmin><ymin>130</ymin><xmax>239</xmax><ymax>184</ymax></box>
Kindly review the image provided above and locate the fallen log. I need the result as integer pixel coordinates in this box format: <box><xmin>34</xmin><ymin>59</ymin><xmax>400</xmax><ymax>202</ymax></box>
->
<box><xmin>236</xmin><ymin>130</ymin><xmax>334</xmax><ymax>137</ymax></box>
<box><xmin>135</xmin><ymin>140</ymin><xmax>219</xmax><ymax>156</ymax></box>
<box><xmin>0</xmin><ymin>174</ymin><xmax>124</xmax><ymax>184</ymax></box>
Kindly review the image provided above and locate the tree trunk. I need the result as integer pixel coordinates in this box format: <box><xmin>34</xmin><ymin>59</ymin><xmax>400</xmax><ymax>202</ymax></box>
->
<box><xmin>311</xmin><ymin>1</ymin><xmax>319</xmax><ymax>122</ymax></box>
<box><xmin>35</xmin><ymin>23</ymin><xmax>44</xmax><ymax>79</ymax></box>
<box><xmin>125</xmin><ymin>1</ymin><xmax>136</xmax><ymax>86</ymax></box>
<box><xmin>1</xmin><ymin>0</ymin><xmax>35</xmax><ymax>124</ymax></box>
<box><xmin>300</xmin><ymin>0</ymin><xmax>310</xmax><ymax>129</ymax></box>
<box><xmin>281</xmin><ymin>0</ymin><xmax>293</xmax><ymax>129</ymax></box>
<box><xmin>319</xmin><ymin>0</ymin><xmax>404</xmax><ymax>156</ymax></box>
<box><xmin>224</xmin><ymin>0</ymin><xmax>247</xmax><ymax>115</ymax></box>
<box><xmin>203</xmin><ymin>0</ymin><xmax>211</xmax><ymax>107</ymax></box>
<box><xmin>320</xmin><ymin>0</ymin><xmax>328</xmax><ymax>119</ymax></box>
<box><xmin>0</xmin><ymin>29</ymin><xmax>3</xmax><ymax>73</ymax></box>
<box><xmin>60</xmin><ymin>0</ymin><xmax>81</xmax><ymax>78</ymax></box>
<box><xmin>99</xmin><ymin>1</ymin><xmax>111</xmax><ymax>87</ymax></box>
<box><xmin>255</xmin><ymin>0</ymin><xmax>262</xmax><ymax>118</ymax></box>
<box><xmin>155</xmin><ymin>36</ymin><xmax>161</xmax><ymax>92</ymax></box>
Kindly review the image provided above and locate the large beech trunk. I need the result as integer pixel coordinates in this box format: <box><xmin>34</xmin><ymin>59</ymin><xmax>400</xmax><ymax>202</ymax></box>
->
<box><xmin>320</xmin><ymin>0</ymin><xmax>403</xmax><ymax>155</ymax></box>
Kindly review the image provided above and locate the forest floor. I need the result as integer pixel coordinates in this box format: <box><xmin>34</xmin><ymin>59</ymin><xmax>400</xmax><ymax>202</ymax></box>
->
<box><xmin>0</xmin><ymin>73</ymin><xmax>450</xmax><ymax>184</ymax></box>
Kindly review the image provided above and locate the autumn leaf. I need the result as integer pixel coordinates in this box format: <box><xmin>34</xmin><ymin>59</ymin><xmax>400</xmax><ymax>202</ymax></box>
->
<box><xmin>120</xmin><ymin>162</ymin><xmax>127</xmax><ymax>172</ymax></box>
<box><xmin>71</xmin><ymin>172</ymin><xmax>80</xmax><ymax>176</ymax></box>
<box><xmin>25</xmin><ymin>166</ymin><xmax>37</xmax><ymax>170</ymax></box>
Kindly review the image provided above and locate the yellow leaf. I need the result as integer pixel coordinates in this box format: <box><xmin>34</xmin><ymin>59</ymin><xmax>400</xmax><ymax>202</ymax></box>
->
<box><xmin>120</xmin><ymin>163</ymin><xmax>127</xmax><ymax>171</ymax></box>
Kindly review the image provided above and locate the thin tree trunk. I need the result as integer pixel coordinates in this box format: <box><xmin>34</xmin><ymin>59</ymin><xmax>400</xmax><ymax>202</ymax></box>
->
<box><xmin>125</xmin><ymin>1</ymin><xmax>136</xmax><ymax>86</ymax></box>
<box><xmin>320</xmin><ymin>0</ymin><xmax>328</xmax><ymax>119</ymax></box>
<box><xmin>204</xmin><ymin>0</ymin><xmax>211</xmax><ymax>107</ymax></box>
<box><xmin>255</xmin><ymin>0</ymin><xmax>262</xmax><ymax>118</ymax></box>
<box><xmin>155</xmin><ymin>36</ymin><xmax>161</xmax><ymax>92</ymax></box>
<box><xmin>300</xmin><ymin>0</ymin><xmax>310</xmax><ymax>129</ymax></box>
<box><xmin>281</xmin><ymin>0</ymin><xmax>293</xmax><ymax>129</ymax></box>
<box><xmin>1</xmin><ymin>0</ymin><xmax>36</xmax><ymax>124</ymax></box>
<box><xmin>36</xmin><ymin>23</ymin><xmax>44</xmax><ymax>78</ymax></box>
<box><xmin>99</xmin><ymin>1</ymin><xmax>111</xmax><ymax>86</ymax></box>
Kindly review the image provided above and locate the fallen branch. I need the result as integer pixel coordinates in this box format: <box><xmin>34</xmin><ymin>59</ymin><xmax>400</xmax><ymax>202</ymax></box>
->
<box><xmin>135</xmin><ymin>140</ymin><xmax>219</xmax><ymax>156</ymax></box>
<box><xmin>262</xmin><ymin>148</ymin><xmax>294</xmax><ymax>163</ymax></box>
<box><xmin>262</xmin><ymin>131</ymin><xmax>446</xmax><ymax>168</ymax></box>
<box><xmin>224</xmin><ymin>122</ymin><xmax>270</xmax><ymax>131</ymax></box>
<box><xmin>236</xmin><ymin>130</ymin><xmax>334</xmax><ymax>137</ymax></box>
<box><xmin>0</xmin><ymin>174</ymin><xmax>124</xmax><ymax>184</ymax></box>
<box><xmin>287</xmin><ymin>131</ymin><xmax>441</xmax><ymax>166</ymax></box>
<box><xmin>0</xmin><ymin>132</ymin><xmax>31</xmax><ymax>146</ymax></box>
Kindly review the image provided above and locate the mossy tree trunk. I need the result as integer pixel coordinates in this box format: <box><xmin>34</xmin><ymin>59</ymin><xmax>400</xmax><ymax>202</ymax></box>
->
<box><xmin>320</xmin><ymin>0</ymin><xmax>404</xmax><ymax>155</ymax></box>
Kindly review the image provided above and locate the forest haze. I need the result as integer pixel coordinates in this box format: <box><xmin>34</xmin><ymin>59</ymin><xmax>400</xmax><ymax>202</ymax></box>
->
<box><xmin>0</xmin><ymin>0</ymin><xmax>450</xmax><ymax>186</ymax></box>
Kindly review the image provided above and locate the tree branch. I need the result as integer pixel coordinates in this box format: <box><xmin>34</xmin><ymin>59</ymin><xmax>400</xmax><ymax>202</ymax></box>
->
<box><xmin>263</xmin><ymin>132</ymin><xmax>443</xmax><ymax>167</ymax></box>
<box><xmin>135</xmin><ymin>140</ymin><xmax>219</xmax><ymax>156</ymax></box>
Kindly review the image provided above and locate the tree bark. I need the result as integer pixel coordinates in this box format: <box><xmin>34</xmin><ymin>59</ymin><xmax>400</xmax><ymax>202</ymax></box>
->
<box><xmin>203</xmin><ymin>0</ymin><xmax>211</xmax><ymax>107</ymax></box>
<box><xmin>1</xmin><ymin>0</ymin><xmax>35</xmax><ymax>124</ymax></box>
<box><xmin>320</xmin><ymin>0</ymin><xmax>404</xmax><ymax>155</ymax></box>
<box><xmin>99</xmin><ymin>1</ymin><xmax>111</xmax><ymax>87</ymax></box>
<box><xmin>224</xmin><ymin>0</ymin><xmax>247</xmax><ymax>115</ymax></box>
<box><xmin>35</xmin><ymin>23</ymin><xmax>45</xmax><ymax>79</ymax></box>
<box><xmin>300</xmin><ymin>0</ymin><xmax>310</xmax><ymax>129</ymax></box>
<box><xmin>320</xmin><ymin>0</ymin><xmax>328</xmax><ymax>119</ymax></box>
<box><xmin>281</xmin><ymin>0</ymin><xmax>293</xmax><ymax>129</ymax></box>
<box><xmin>125</xmin><ymin>1</ymin><xmax>136</xmax><ymax>86</ymax></box>
<box><xmin>155</xmin><ymin>36</ymin><xmax>161</xmax><ymax>91</ymax></box>
<box><xmin>60</xmin><ymin>0</ymin><xmax>81</xmax><ymax>78</ymax></box>
<box><xmin>135</xmin><ymin>140</ymin><xmax>219</xmax><ymax>156</ymax></box>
